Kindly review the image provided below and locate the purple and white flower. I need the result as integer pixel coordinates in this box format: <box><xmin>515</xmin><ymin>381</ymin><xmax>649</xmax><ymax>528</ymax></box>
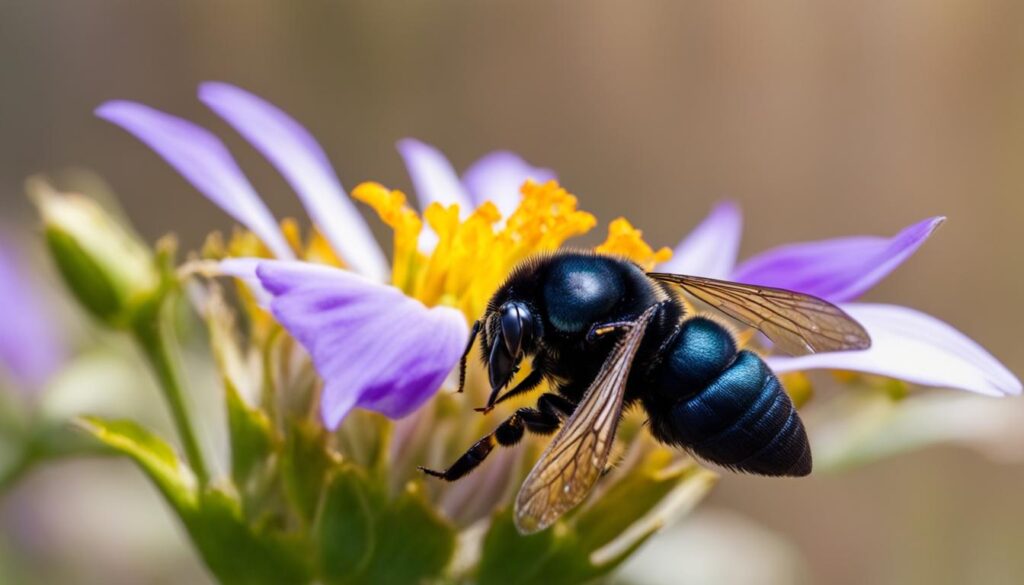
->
<box><xmin>97</xmin><ymin>82</ymin><xmax>1019</xmax><ymax>433</ymax></box>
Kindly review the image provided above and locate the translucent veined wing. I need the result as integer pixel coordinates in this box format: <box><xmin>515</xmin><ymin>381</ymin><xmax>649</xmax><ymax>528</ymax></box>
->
<box><xmin>647</xmin><ymin>272</ymin><xmax>870</xmax><ymax>356</ymax></box>
<box><xmin>513</xmin><ymin>305</ymin><xmax>657</xmax><ymax>534</ymax></box>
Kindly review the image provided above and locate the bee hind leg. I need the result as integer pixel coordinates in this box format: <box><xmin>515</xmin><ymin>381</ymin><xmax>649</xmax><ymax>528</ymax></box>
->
<box><xmin>419</xmin><ymin>393</ymin><xmax>575</xmax><ymax>482</ymax></box>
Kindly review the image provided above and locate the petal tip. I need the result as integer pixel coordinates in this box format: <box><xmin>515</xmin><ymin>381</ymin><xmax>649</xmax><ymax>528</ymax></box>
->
<box><xmin>94</xmin><ymin>100</ymin><xmax>143</xmax><ymax>121</ymax></box>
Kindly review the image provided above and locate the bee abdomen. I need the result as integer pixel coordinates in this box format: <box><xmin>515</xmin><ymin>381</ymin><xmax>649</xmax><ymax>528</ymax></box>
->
<box><xmin>667</xmin><ymin>350</ymin><xmax>812</xmax><ymax>477</ymax></box>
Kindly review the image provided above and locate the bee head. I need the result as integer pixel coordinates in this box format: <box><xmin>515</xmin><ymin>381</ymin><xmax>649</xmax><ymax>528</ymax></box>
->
<box><xmin>487</xmin><ymin>301</ymin><xmax>536</xmax><ymax>392</ymax></box>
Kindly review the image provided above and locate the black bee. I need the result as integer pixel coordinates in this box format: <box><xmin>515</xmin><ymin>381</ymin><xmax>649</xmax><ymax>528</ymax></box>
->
<box><xmin>420</xmin><ymin>251</ymin><xmax>870</xmax><ymax>533</ymax></box>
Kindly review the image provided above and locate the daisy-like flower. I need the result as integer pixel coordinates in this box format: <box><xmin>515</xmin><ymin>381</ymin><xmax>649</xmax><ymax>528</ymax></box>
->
<box><xmin>97</xmin><ymin>82</ymin><xmax>1019</xmax><ymax>439</ymax></box>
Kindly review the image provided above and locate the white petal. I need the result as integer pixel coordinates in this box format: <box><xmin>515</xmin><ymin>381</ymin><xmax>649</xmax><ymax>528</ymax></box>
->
<box><xmin>767</xmin><ymin>303</ymin><xmax>1022</xmax><ymax>396</ymax></box>
<box><xmin>659</xmin><ymin>202</ymin><xmax>742</xmax><ymax>279</ymax></box>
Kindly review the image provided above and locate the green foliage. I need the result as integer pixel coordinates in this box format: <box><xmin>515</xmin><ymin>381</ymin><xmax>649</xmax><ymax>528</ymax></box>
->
<box><xmin>75</xmin><ymin>416</ymin><xmax>310</xmax><ymax>585</ymax></box>
<box><xmin>282</xmin><ymin>419</ymin><xmax>337</xmax><ymax>525</ymax></box>
<box><xmin>225</xmin><ymin>381</ymin><xmax>275</xmax><ymax>489</ymax></box>
<box><xmin>315</xmin><ymin>466</ymin><xmax>376</xmax><ymax>582</ymax></box>
<box><xmin>74</xmin><ymin>417</ymin><xmax>197</xmax><ymax>511</ymax></box>
<box><xmin>315</xmin><ymin>465</ymin><xmax>456</xmax><ymax>585</ymax></box>
<box><xmin>477</xmin><ymin>448</ymin><xmax>717</xmax><ymax>585</ymax></box>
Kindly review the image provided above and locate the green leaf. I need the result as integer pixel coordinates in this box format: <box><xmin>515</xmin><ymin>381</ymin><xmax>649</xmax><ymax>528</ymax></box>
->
<box><xmin>315</xmin><ymin>465</ymin><xmax>376</xmax><ymax>584</ymax></box>
<box><xmin>76</xmin><ymin>417</ymin><xmax>310</xmax><ymax>585</ymax></box>
<box><xmin>357</xmin><ymin>482</ymin><xmax>457</xmax><ymax>585</ymax></box>
<box><xmin>74</xmin><ymin>416</ymin><xmax>197</xmax><ymax>511</ymax></box>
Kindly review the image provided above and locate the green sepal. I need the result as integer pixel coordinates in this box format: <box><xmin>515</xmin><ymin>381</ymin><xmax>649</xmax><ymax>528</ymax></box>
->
<box><xmin>478</xmin><ymin>507</ymin><xmax>558</xmax><ymax>585</ymax></box>
<box><xmin>313</xmin><ymin>465</ymin><xmax>457</xmax><ymax>585</ymax></box>
<box><xmin>314</xmin><ymin>465</ymin><xmax>376</xmax><ymax>584</ymax></box>
<box><xmin>357</xmin><ymin>482</ymin><xmax>456</xmax><ymax>585</ymax></box>
<box><xmin>190</xmin><ymin>487</ymin><xmax>311</xmax><ymax>585</ymax></box>
<box><xmin>226</xmin><ymin>380</ymin><xmax>275</xmax><ymax>489</ymax></box>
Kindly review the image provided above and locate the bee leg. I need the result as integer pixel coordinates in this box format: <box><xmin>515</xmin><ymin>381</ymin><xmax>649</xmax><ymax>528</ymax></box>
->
<box><xmin>478</xmin><ymin>359</ymin><xmax>548</xmax><ymax>413</ymax></box>
<box><xmin>419</xmin><ymin>396</ymin><xmax>570</xmax><ymax>482</ymax></box>
<box><xmin>587</xmin><ymin>301</ymin><xmax>672</xmax><ymax>343</ymax></box>
<box><xmin>457</xmin><ymin>320</ymin><xmax>482</xmax><ymax>393</ymax></box>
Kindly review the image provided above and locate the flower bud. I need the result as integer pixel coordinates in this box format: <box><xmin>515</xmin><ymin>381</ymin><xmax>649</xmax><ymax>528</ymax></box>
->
<box><xmin>30</xmin><ymin>179</ymin><xmax>160</xmax><ymax>328</ymax></box>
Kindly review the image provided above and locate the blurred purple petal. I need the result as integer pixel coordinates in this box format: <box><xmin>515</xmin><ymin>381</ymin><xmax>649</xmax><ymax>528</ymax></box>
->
<box><xmin>96</xmin><ymin>101</ymin><xmax>294</xmax><ymax>259</ymax></box>
<box><xmin>199</xmin><ymin>83</ymin><xmax>388</xmax><ymax>281</ymax></box>
<box><xmin>0</xmin><ymin>236</ymin><xmax>66</xmax><ymax>389</ymax></box>
<box><xmin>659</xmin><ymin>201</ymin><xmax>743</xmax><ymax>279</ymax></box>
<box><xmin>461</xmin><ymin>151</ymin><xmax>556</xmax><ymax>218</ymax></box>
<box><xmin>767</xmin><ymin>303</ymin><xmax>1021</xmax><ymax>397</ymax></box>
<box><xmin>256</xmin><ymin>261</ymin><xmax>468</xmax><ymax>427</ymax></box>
<box><xmin>733</xmin><ymin>217</ymin><xmax>945</xmax><ymax>302</ymax></box>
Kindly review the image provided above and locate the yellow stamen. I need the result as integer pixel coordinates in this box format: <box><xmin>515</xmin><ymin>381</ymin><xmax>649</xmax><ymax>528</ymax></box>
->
<box><xmin>351</xmin><ymin>182</ymin><xmax>423</xmax><ymax>291</ymax></box>
<box><xmin>280</xmin><ymin>218</ymin><xmax>305</xmax><ymax>256</ymax></box>
<box><xmin>596</xmin><ymin>217</ymin><xmax>672</xmax><ymax>271</ymax></box>
<box><xmin>305</xmin><ymin>227</ymin><xmax>346</xmax><ymax>267</ymax></box>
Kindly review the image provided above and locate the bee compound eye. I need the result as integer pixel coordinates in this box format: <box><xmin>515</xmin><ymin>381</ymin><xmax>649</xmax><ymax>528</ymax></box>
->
<box><xmin>500</xmin><ymin>303</ymin><xmax>526</xmax><ymax>356</ymax></box>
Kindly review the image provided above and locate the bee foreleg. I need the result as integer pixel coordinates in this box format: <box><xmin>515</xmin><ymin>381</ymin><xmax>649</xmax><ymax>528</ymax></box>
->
<box><xmin>457</xmin><ymin>320</ymin><xmax>482</xmax><ymax>393</ymax></box>
<box><xmin>419</xmin><ymin>398</ymin><xmax>568</xmax><ymax>482</ymax></box>
<box><xmin>479</xmin><ymin>363</ymin><xmax>547</xmax><ymax>412</ymax></box>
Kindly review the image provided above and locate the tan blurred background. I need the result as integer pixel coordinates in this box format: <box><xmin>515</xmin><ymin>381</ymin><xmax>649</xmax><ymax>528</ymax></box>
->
<box><xmin>2</xmin><ymin>2</ymin><xmax>1024</xmax><ymax>583</ymax></box>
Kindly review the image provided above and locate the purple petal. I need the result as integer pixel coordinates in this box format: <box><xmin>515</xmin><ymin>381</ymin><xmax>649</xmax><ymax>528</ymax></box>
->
<box><xmin>396</xmin><ymin>138</ymin><xmax>474</xmax><ymax>214</ymax></box>
<box><xmin>767</xmin><ymin>303</ymin><xmax>1021</xmax><ymax>397</ymax></box>
<box><xmin>256</xmin><ymin>260</ymin><xmax>468</xmax><ymax>427</ymax></box>
<box><xmin>658</xmin><ymin>201</ymin><xmax>743</xmax><ymax>279</ymax></box>
<box><xmin>0</xmin><ymin>235</ymin><xmax>67</xmax><ymax>390</ymax></box>
<box><xmin>461</xmin><ymin>150</ymin><xmax>556</xmax><ymax>218</ymax></box>
<box><xmin>199</xmin><ymin>83</ymin><xmax>388</xmax><ymax>281</ymax></box>
<box><xmin>733</xmin><ymin>217</ymin><xmax>945</xmax><ymax>302</ymax></box>
<box><xmin>96</xmin><ymin>101</ymin><xmax>294</xmax><ymax>260</ymax></box>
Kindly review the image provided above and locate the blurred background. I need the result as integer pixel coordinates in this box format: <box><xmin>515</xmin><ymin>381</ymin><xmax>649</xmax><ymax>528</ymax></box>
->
<box><xmin>2</xmin><ymin>1</ymin><xmax>1023</xmax><ymax>583</ymax></box>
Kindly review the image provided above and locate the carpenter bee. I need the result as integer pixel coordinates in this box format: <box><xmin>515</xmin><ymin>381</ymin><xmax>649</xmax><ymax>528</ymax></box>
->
<box><xmin>420</xmin><ymin>251</ymin><xmax>870</xmax><ymax>534</ymax></box>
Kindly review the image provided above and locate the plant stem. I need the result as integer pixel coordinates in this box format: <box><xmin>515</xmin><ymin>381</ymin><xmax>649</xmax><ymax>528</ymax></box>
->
<box><xmin>133</xmin><ymin>295</ymin><xmax>210</xmax><ymax>485</ymax></box>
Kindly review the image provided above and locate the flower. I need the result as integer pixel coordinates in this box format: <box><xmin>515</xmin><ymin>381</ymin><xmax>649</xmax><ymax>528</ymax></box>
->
<box><xmin>0</xmin><ymin>233</ymin><xmax>67</xmax><ymax>390</ymax></box>
<box><xmin>97</xmin><ymin>81</ymin><xmax>1019</xmax><ymax>437</ymax></box>
<box><xmin>81</xmin><ymin>81</ymin><xmax>1023</xmax><ymax>584</ymax></box>
<box><xmin>96</xmin><ymin>82</ymin><xmax>565</xmax><ymax>428</ymax></box>
<box><xmin>663</xmin><ymin>202</ymin><xmax>1020</xmax><ymax>396</ymax></box>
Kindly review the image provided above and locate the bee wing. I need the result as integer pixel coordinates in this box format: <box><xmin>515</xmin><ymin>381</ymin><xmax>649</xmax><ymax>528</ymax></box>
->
<box><xmin>647</xmin><ymin>273</ymin><xmax>871</xmax><ymax>356</ymax></box>
<box><xmin>513</xmin><ymin>305</ymin><xmax>658</xmax><ymax>535</ymax></box>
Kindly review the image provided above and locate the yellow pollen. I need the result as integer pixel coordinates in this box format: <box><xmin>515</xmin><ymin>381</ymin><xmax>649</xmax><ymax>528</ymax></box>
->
<box><xmin>351</xmin><ymin>182</ymin><xmax>423</xmax><ymax>291</ymax></box>
<box><xmin>351</xmin><ymin>179</ymin><xmax>601</xmax><ymax>320</ymax></box>
<box><xmin>596</xmin><ymin>217</ymin><xmax>672</xmax><ymax>271</ymax></box>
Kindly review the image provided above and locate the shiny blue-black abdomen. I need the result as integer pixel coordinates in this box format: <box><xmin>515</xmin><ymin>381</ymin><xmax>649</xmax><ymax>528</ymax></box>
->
<box><xmin>647</xmin><ymin>318</ymin><xmax>811</xmax><ymax>477</ymax></box>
